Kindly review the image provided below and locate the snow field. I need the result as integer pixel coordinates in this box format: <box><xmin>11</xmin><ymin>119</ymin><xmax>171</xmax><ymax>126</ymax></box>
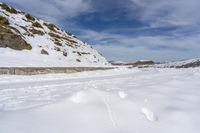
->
<box><xmin>0</xmin><ymin>68</ymin><xmax>200</xmax><ymax>133</ymax></box>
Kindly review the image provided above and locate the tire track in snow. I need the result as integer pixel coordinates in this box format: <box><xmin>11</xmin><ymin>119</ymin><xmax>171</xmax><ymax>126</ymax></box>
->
<box><xmin>102</xmin><ymin>94</ymin><xmax>119</xmax><ymax>129</ymax></box>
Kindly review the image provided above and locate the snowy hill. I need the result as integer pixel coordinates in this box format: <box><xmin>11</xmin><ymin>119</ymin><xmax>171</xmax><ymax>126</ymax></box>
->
<box><xmin>0</xmin><ymin>3</ymin><xmax>110</xmax><ymax>67</ymax></box>
<box><xmin>153</xmin><ymin>58</ymin><xmax>200</xmax><ymax>68</ymax></box>
<box><xmin>125</xmin><ymin>59</ymin><xmax>200</xmax><ymax>68</ymax></box>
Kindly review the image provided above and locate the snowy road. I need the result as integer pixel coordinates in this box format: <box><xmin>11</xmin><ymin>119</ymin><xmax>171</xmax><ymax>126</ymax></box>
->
<box><xmin>0</xmin><ymin>68</ymin><xmax>200</xmax><ymax>133</ymax></box>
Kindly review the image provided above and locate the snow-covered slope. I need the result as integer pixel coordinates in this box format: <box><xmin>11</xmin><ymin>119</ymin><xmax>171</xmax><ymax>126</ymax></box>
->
<box><xmin>0</xmin><ymin>3</ymin><xmax>110</xmax><ymax>67</ymax></box>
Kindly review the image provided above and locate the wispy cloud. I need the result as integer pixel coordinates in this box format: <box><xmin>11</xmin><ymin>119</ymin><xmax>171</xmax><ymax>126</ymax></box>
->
<box><xmin>130</xmin><ymin>0</ymin><xmax>200</xmax><ymax>28</ymax></box>
<box><xmin>75</xmin><ymin>28</ymin><xmax>200</xmax><ymax>61</ymax></box>
<box><xmin>1</xmin><ymin>0</ymin><xmax>92</xmax><ymax>23</ymax></box>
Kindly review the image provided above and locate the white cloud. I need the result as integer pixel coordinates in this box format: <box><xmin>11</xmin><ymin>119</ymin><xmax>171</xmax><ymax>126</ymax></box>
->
<box><xmin>76</xmin><ymin>29</ymin><xmax>200</xmax><ymax>61</ymax></box>
<box><xmin>94</xmin><ymin>44</ymin><xmax>195</xmax><ymax>62</ymax></box>
<box><xmin>2</xmin><ymin>0</ymin><xmax>91</xmax><ymax>23</ymax></box>
<box><xmin>130</xmin><ymin>0</ymin><xmax>200</xmax><ymax>28</ymax></box>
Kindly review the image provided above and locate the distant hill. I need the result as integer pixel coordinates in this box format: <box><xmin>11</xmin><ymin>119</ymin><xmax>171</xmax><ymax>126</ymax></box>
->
<box><xmin>110</xmin><ymin>60</ymin><xmax>155</xmax><ymax>66</ymax></box>
<box><xmin>153</xmin><ymin>58</ymin><xmax>200</xmax><ymax>68</ymax></box>
<box><xmin>110</xmin><ymin>59</ymin><xmax>200</xmax><ymax>68</ymax></box>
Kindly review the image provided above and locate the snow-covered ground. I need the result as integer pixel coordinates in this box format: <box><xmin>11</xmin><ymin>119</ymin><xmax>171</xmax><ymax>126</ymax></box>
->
<box><xmin>0</xmin><ymin>68</ymin><xmax>200</xmax><ymax>133</ymax></box>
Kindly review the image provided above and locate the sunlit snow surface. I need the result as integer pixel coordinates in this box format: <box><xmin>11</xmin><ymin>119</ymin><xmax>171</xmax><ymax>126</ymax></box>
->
<box><xmin>0</xmin><ymin>68</ymin><xmax>200</xmax><ymax>133</ymax></box>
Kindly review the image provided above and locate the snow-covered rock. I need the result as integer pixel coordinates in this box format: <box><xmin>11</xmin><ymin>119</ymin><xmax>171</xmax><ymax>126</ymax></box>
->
<box><xmin>0</xmin><ymin>3</ymin><xmax>110</xmax><ymax>67</ymax></box>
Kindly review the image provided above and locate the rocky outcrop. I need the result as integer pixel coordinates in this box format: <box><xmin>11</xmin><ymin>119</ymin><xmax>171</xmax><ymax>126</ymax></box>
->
<box><xmin>0</xmin><ymin>16</ymin><xmax>32</xmax><ymax>50</ymax></box>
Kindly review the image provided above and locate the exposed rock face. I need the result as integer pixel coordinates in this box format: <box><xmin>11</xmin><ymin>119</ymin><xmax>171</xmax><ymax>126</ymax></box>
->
<box><xmin>0</xmin><ymin>16</ymin><xmax>32</xmax><ymax>50</ymax></box>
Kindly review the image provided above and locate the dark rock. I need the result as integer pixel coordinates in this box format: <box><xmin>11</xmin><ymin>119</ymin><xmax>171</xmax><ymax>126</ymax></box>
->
<box><xmin>77</xmin><ymin>52</ymin><xmax>81</xmax><ymax>56</ymax></box>
<box><xmin>0</xmin><ymin>25</ymin><xmax>32</xmax><ymax>50</ymax></box>
<box><xmin>54</xmin><ymin>46</ymin><xmax>61</xmax><ymax>51</ymax></box>
<box><xmin>63</xmin><ymin>51</ymin><xmax>67</xmax><ymax>56</ymax></box>
<box><xmin>76</xmin><ymin>59</ymin><xmax>81</xmax><ymax>62</ymax></box>
<box><xmin>44</xmin><ymin>23</ymin><xmax>59</xmax><ymax>32</ymax></box>
<box><xmin>29</xmin><ymin>28</ymin><xmax>44</xmax><ymax>36</ymax></box>
<box><xmin>32</xmin><ymin>22</ymin><xmax>43</xmax><ymax>29</ymax></box>
<box><xmin>25</xmin><ymin>14</ymin><xmax>35</xmax><ymax>21</ymax></box>
<box><xmin>41</xmin><ymin>49</ymin><xmax>49</xmax><ymax>55</ymax></box>
<box><xmin>0</xmin><ymin>3</ymin><xmax>18</xmax><ymax>14</ymax></box>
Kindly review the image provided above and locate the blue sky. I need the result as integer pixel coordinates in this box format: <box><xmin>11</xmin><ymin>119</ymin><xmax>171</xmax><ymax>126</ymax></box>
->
<box><xmin>2</xmin><ymin>0</ymin><xmax>200</xmax><ymax>62</ymax></box>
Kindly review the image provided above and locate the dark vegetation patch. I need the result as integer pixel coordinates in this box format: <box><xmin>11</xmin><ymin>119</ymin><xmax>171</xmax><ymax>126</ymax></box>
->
<box><xmin>0</xmin><ymin>3</ymin><xmax>18</xmax><ymax>14</ymax></box>
<box><xmin>49</xmin><ymin>32</ymin><xmax>61</xmax><ymax>39</ymax></box>
<box><xmin>25</xmin><ymin>14</ymin><xmax>35</xmax><ymax>21</ymax></box>
<box><xmin>48</xmin><ymin>32</ymin><xmax>63</xmax><ymax>46</ymax></box>
<box><xmin>48</xmin><ymin>32</ymin><xmax>78</xmax><ymax>48</ymax></box>
<box><xmin>29</xmin><ymin>28</ymin><xmax>44</xmax><ymax>36</ymax></box>
<box><xmin>32</xmin><ymin>22</ymin><xmax>43</xmax><ymax>29</ymax></box>
<box><xmin>55</xmin><ymin>41</ymin><xmax>62</xmax><ymax>46</ymax></box>
<box><xmin>44</xmin><ymin>23</ymin><xmax>59</xmax><ymax>32</ymax></box>
<box><xmin>65</xmin><ymin>37</ymin><xmax>77</xmax><ymax>44</ymax></box>
<box><xmin>54</xmin><ymin>38</ymin><xmax>60</xmax><ymax>42</ymax></box>
<box><xmin>0</xmin><ymin>16</ymin><xmax>9</xmax><ymax>25</ymax></box>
